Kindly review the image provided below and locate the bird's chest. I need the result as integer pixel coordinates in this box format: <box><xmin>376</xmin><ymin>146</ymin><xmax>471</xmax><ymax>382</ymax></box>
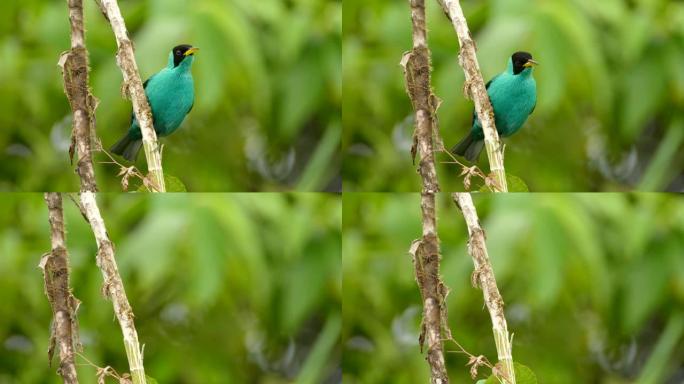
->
<box><xmin>145</xmin><ymin>73</ymin><xmax>194</xmax><ymax>136</ymax></box>
<box><xmin>488</xmin><ymin>77</ymin><xmax>536</xmax><ymax>136</ymax></box>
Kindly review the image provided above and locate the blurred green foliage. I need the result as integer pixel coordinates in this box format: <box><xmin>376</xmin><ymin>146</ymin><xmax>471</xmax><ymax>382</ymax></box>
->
<box><xmin>0</xmin><ymin>193</ymin><xmax>341</xmax><ymax>383</ymax></box>
<box><xmin>0</xmin><ymin>0</ymin><xmax>341</xmax><ymax>192</ymax></box>
<box><xmin>343</xmin><ymin>193</ymin><xmax>684</xmax><ymax>383</ymax></box>
<box><xmin>343</xmin><ymin>0</ymin><xmax>684</xmax><ymax>191</ymax></box>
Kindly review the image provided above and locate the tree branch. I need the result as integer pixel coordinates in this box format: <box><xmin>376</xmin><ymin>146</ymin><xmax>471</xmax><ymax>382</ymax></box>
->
<box><xmin>96</xmin><ymin>0</ymin><xmax>166</xmax><ymax>192</ymax></box>
<box><xmin>440</xmin><ymin>0</ymin><xmax>508</xmax><ymax>192</ymax></box>
<box><xmin>409</xmin><ymin>194</ymin><xmax>450</xmax><ymax>384</ymax></box>
<box><xmin>402</xmin><ymin>3</ymin><xmax>449</xmax><ymax>382</ymax></box>
<box><xmin>75</xmin><ymin>192</ymin><xmax>147</xmax><ymax>384</ymax></box>
<box><xmin>401</xmin><ymin>0</ymin><xmax>440</xmax><ymax>193</ymax></box>
<box><xmin>58</xmin><ymin>0</ymin><xmax>98</xmax><ymax>192</ymax></box>
<box><xmin>40</xmin><ymin>193</ymin><xmax>81</xmax><ymax>384</ymax></box>
<box><xmin>453</xmin><ymin>193</ymin><xmax>515</xmax><ymax>383</ymax></box>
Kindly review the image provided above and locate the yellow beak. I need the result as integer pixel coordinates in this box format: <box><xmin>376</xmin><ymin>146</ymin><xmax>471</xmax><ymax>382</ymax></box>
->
<box><xmin>523</xmin><ymin>59</ymin><xmax>539</xmax><ymax>68</ymax></box>
<box><xmin>184</xmin><ymin>47</ymin><xmax>200</xmax><ymax>56</ymax></box>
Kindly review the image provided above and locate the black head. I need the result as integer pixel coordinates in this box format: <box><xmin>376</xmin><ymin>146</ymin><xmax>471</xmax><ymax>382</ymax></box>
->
<box><xmin>511</xmin><ymin>51</ymin><xmax>537</xmax><ymax>75</ymax></box>
<box><xmin>172</xmin><ymin>44</ymin><xmax>197</xmax><ymax>67</ymax></box>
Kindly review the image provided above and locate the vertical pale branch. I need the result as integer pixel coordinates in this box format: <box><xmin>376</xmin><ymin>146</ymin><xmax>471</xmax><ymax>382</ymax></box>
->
<box><xmin>402</xmin><ymin>1</ymin><xmax>449</xmax><ymax>383</ymax></box>
<box><xmin>440</xmin><ymin>0</ymin><xmax>508</xmax><ymax>192</ymax></box>
<box><xmin>58</xmin><ymin>0</ymin><xmax>98</xmax><ymax>192</ymax></box>
<box><xmin>96</xmin><ymin>0</ymin><xmax>165</xmax><ymax>192</ymax></box>
<box><xmin>76</xmin><ymin>192</ymin><xmax>147</xmax><ymax>384</ymax></box>
<box><xmin>40</xmin><ymin>193</ymin><xmax>81</xmax><ymax>384</ymax></box>
<box><xmin>453</xmin><ymin>193</ymin><xmax>515</xmax><ymax>384</ymax></box>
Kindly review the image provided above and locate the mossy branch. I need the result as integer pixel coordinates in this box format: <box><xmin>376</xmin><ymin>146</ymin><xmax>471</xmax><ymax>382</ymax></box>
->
<box><xmin>40</xmin><ymin>193</ymin><xmax>81</xmax><ymax>384</ymax></box>
<box><xmin>58</xmin><ymin>0</ymin><xmax>98</xmax><ymax>192</ymax></box>
<box><xmin>402</xmin><ymin>1</ymin><xmax>450</xmax><ymax>383</ymax></box>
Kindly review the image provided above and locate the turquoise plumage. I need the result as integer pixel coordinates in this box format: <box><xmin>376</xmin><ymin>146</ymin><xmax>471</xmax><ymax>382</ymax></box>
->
<box><xmin>452</xmin><ymin>51</ymin><xmax>538</xmax><ymax>161</ymax></box>
<box><xmin>111</xmin><ymin>44</ymin><xmax>198</xmax><ymax>161</ymax></box>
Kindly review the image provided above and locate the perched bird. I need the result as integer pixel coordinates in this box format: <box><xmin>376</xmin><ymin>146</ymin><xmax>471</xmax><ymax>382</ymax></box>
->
<box><xmin>452</xmin><ymin>51</ymin><xmax>538</xmax><ymax>161</ymax></box>
<box><xmin>111</xmin><ymin>44</ymin><xmax>199</xmax><ymax>161</ymax></box>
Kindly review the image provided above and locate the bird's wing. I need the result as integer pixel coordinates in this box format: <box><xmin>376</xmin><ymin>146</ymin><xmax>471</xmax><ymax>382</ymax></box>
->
<box><xmin>187</xmin><ymin>101</ymin><xmax>193</xmax><ymax>114</ymax></box>
<box><xmin>530</xmin><ymin>101</ymin><xmax>536</xmax><ymax>115</ymax></box>
<box><xmin>485</xmin><ymin>74</ymin><xmax>500</xmax><ymax>90</ymax></box>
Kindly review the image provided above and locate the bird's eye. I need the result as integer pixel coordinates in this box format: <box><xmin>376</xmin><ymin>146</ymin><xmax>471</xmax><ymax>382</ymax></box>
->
<box><xmin>176</xmin><ymin>50</ymin><xmax>181</xmax><ymax>55</ymax></box>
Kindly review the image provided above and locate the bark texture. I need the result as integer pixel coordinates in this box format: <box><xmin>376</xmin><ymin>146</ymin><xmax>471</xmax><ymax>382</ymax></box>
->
<box><xmin>453</xmin><ymin>193</ymin><xmax>515</xmax><ymax>383</ymax></box>
<box><xmin>59</xmin><ymin>0</ymin><xmax>98</xmax><ymax>192</ymax></box>
<box><xmin>409</xmin><ymin>193</ymin><xmax>450</xmax><ymax>384</ymax></box>
<box><xmin>96</xmin><ymin>0</ymin><xmax>166</xmax><ymax>192</ymax></box>
<box><xmin>41</xmin><ymin>193</ymin><xmax>81</xmax><ymax>384</ymax></box>
<box><xmin>77</xmin><ymin>192</ymin><xmax>147</xmax><ymax>384</ymax></box>
<box><xmin>401</xmin><ymin>0</ymin><xmax>440</xmax><ymax>194</ymax></box>
<box><xmin>440</xmin><ymin>0</ymin><xmax>508</xmax><ymax>192</ymax></box>
<box><xmin>402</xmin><ymin>1</ymin><xmax>449</xmax><ymax>383</ymax></box>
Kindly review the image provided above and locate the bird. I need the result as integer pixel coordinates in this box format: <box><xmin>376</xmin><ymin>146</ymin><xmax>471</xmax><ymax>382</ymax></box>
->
<box><xmin>452</xmin><ymin>51</ymin><xmax>538</xmax><ymax>162</ymax></box>
<box><xmin>111</xmin><ymin>44</ymin><xmax>199</xmax><ymax>161</ymax></box>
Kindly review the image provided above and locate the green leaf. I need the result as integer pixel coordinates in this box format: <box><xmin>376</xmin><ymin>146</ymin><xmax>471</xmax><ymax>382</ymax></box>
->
<box><xmin>506</xmin><ymin>173</ymin><xmax>529</xmax><ymax>192</ymax></box>
<box><xmin>164</xmin><ymin>174</ymin><xmax>187</xmax><ymax>192</ymax></box>
<box><xmin>476</xmin><ymin>173</ymin><xmax>529</xmax><ymax>192</ymax></box>
<box><xmin>485</xmin><ymin>362</ymin><xmax>537</xmax><ymax>384</ymax></box>
<box><xmin>145</xmin><ymin>376</ymin><xmax>159</xmax><ymax>384</ymax></box>
<box><xmin>136</xmin><ymin>174</ymin><xmax>187</xmax><ymax>192</ymax></box>
<box><xmin>514</xmin><ymin>363</ymin><xmax>538</xmax><ymax>384</ymax></box>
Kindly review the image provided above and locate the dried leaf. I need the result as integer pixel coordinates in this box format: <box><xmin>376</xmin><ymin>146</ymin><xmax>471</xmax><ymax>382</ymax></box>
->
<box><xmin>409</xmin><ymin>239</ymin><xmax>422</xmax><ymax>257</ymax></box>
<box><xmin>400</xmin><ymin>51</ymin><xmax>412</xmax><ymax>70</ymax></box>
<box><xmin>492</xmin><ymin>362</ymin><xmax>507</xmax><ymax>382</ymax></box>
<box><xmin>38</xmin><ymin>253</ymin><xmax>50</xmax><ymax>271</ymax></box>
<box><xmin>117</xmin><ymin>166</ymin><xmax>136</xmax><ymax>191</ymax></box>
<box><xmin>467</xmin><ymin>355</ymin><xmax>488</xmax><ymax>379</ymax></box>
<box><xmin>484</xmin><ymin>175</ymin><xmax>499</xmax><ymax>192</ymax></box>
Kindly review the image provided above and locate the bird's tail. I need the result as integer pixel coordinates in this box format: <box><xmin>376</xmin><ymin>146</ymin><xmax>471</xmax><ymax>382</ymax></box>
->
<box><xmin>110</xmin><ymin>135</ymin><xmax>143</xmax><ymax>162</ymax></box>
<box><xmin>451</xmin><ymin>132</ymin><xmax>485</xmax><ymax>162</ymax></box>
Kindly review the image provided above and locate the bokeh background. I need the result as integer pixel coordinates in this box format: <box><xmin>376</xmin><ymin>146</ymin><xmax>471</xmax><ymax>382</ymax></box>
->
<box><xmin>0</xmin><ymin>0</ymin><xmax>341</xmax><ymax>192</ymax></box>
<box><xmin>343</xmin><ymin>193</ymin><xmax>684</xmax><ymax>383</ymax></box>
<box><xmin>343</xmin><ymin>0</ymin><xmax>684</xmax><ymax>191</ymax></box>
<box><xmin>0</xmin><ymin>193</ymin><xmax>341</xmax><ymax>383</ymax></box>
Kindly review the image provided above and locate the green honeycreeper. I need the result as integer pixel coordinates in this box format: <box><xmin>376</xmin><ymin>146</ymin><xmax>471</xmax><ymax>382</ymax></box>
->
<box><xmin>111</xmin><ymin>44</ymin><xmax>198</xmax><ymax>161</ymax></box>
<box><xmin>452</xmin><ymin>51</ymin><xmax>538</xmax><ymax>161</ymax></box>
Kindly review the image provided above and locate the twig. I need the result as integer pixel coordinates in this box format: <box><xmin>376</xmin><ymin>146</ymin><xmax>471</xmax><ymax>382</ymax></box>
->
<box><xmin>40</xmin><ymin>193</ymin><xmax>81</xmax><ymax>384</ymax></box>
<box><xmin>453</xmin><ymin>193</ymin><xmax>515</xmax><ymax>384</ymax></box>
<box><xmin>96</xmin><ymin>0</ymin><xmax>165</xmax><ymax>192</ymax></box>
<box><xmin>444</xmin><ymin>336</ymin><xmax>495</xmax><ymax>381</ymax></box>
<box><xmin>75</xmin><ymin>192</ymin><xmax>147</xmax><ymax>384</ymax></box>
<box><xmin>58</xmin><ymin>0</ymin><xmax>98</xmax><ymax>192</ymax></box>
<box><xmin>77</xmin><ymin>352</ymin><xmax>132</xmax><ymax>384</ymax></box>
<box><xmin>439</xmin><ymin>0</ymin><xmax>508</xmax><ymax>192</ymax></box>
<box><xmin>439</xmin><ymin>147</ymin><xmax>492</xmax><ymax>191</ymax></box>
<box><xmin>98</xmin><ymin>145</ymin><xmax>156</xmax><ymax>192</ymax></box>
